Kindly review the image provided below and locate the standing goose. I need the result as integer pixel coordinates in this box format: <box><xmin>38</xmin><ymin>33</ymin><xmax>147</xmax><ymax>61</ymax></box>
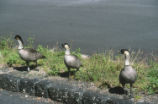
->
<box><xmin>119</xmin><ymin>49</ymin><xmax>137</xmax><ymax>98</ymax></box>
<box><xmin>15</xmin><ymin>35</ymin><xmax>45</xmax><ymax>71</ymax></box>
<box><xmin>62</xmin><ymin>43</ymin><xmax>82</xmax><ymax>78</ymax></box>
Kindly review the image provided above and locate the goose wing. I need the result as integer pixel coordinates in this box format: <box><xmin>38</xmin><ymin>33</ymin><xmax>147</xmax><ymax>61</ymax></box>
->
<box><xmin>119</xmin><ymin>66</ymin><xmax>137</xmax><ymax>84</ymax></box>
<box><xmin>19</xmin><ymin>48</ymin><xmax>45</xmax><ymax>61</ymax></box>
<box><xmin>25</xmin><ymin>48</ymin><xmax>45</xmax><ymax>58</ymax></box>
<box><xmin>64</xmin><ymin>54</ymin><xmax>82</xmax><ymax>68</ymax></box>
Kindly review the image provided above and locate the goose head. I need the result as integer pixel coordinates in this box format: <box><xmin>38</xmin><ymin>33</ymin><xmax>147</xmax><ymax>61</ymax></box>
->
<box><xmin>15</xmin><ymin>35</ymin><xmax>24</xmax><ymax>44</ymax></box>
<box><xmin>121</xmin><ymin>49</ymin><xmax>131</xmax><ymax>65</ymax></box>
<box><xmin>120</xmin><ymin>49</ymin><xmax>129</xmax><ymax>56</ymax></box>
<box><xmin>15</xmin><ymin>35</ymin><xmax>24</xmax><ymax>49</ymax></box>
<box><xmin>62</xmin><ymin>43</ymin><xmax>70</xmax><ymax>50</ymax></box>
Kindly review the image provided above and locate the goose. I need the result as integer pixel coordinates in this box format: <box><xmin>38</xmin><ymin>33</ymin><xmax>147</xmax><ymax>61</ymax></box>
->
<box><xmin>62</xmin><ymin>43</ymin><xmax>82</xmax><ymax>78</ymax></box>
<box><xmin>15</xmin><ymin>35</ymin><xmax>45</xmax><ymax>71</ymax></box>
<box><xmin>119</xmin><ymin>49</ymin><xmax>137</xmax><ymax>98</ymax></box>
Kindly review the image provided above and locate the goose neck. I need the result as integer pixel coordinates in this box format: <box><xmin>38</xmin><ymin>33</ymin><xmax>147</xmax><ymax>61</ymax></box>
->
<box><xmin>124</xmin><ymin>55</ymin><xmax>130</xmax><ymax>66</ymax></box>
<box><xmin>65</xmin><ymin>49</ymin><xmax>70</xmax><ymax>55</ymax></box>
<box><xmin>17</xmin><ymin>39</ymin><xmax>23</xmax><ymax>50</ymax></box>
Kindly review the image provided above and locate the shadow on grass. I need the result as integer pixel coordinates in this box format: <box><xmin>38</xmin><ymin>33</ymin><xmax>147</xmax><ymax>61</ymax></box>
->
<box><xmin>58</xmin><ymin>70</ymin><xmax>77</xmax><ymax>78</ymax></box>
<box><xmin>13</xmin><ymin>64</ymin><xmax>42</xmax><ymax>71</ymax></box>
<box><xmin>99</xmin><ymin>82</ymin><xmax>127</xmax><ymax>95</ymax></box>
<box><xmin>109</xmin><ymin>86</ymin><xmax>127</xmax><ymax>95</ymax></box>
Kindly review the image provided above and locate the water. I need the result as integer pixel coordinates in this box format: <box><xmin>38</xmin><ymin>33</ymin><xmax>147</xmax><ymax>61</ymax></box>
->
<box><xmin>0</xmin><ymin>0</ymin><xmax>158</xmax><ymax>54</ymax></box>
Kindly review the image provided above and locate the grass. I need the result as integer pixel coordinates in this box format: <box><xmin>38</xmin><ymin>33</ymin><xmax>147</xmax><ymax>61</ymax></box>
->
<box><xmin>0</xmin><ymin>35</ymin><xmax>158</xmax><ymax>95</ymax></box>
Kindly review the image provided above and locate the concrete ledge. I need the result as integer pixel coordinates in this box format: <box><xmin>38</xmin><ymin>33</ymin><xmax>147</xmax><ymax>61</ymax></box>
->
<box><xmin>0</xmin><ymin>70</ymin><xmax>151</xmax><ymax>104</ymax></box>
<box><xmin>82</xmin><ymin>91</ymin><xmax>134</xmax><ymax>104</ymax></box>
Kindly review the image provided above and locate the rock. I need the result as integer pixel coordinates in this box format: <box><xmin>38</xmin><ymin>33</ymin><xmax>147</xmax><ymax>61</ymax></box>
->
<box><xmin>34</xmin><ymin>80</ymin><xmax>51</xmax><ymax>98</ymax></box>
<box><xmin>48</xmin><ymin>82</ymin><xmax>83</xmax><ymax>104</ymax></box>
<box><xmin>0</xmin><ymin>74</ymin><xmax>19</xmax><ymax>92</ymax></box>
<box><xmin>82</xmin><ymin>90</ymin><xmax>133</xmax><ymax>104</ymax></box>
<box><xmin>0</xmin><ymin>69</ymin><xmax>154</xmax><ymax>104</ymax></box>
<box><xmin>19</xmin><ymin>78</ymin><xmax>38</xmax><ymax>96</ymax></box>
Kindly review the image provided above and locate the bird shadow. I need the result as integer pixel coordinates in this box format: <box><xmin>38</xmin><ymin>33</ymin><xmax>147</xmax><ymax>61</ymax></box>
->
<box><xmin>109</xmin><ymin>86</ymin><xmax>128</xmax><ymax>95</ymax></box>
<box><xmin>13</xmin><ymin>64</ymin><xmax>42</xmax><ymax>71</ymax></box>
<box><xmin>58</xmin><ymin>71</ymin><xmax>77</xmax><ymax>78</ymax></box>
<box><xmin>98</xmin><ymin>82</ymin><xmax>127</xmax><ymax>95</ymax></box>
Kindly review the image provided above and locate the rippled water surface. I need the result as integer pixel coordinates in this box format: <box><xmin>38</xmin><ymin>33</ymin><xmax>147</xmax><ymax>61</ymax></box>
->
<box><xmin>0</xmin><ymin>0</ymin><xmax>158</xmax><ymax>53</ymax></box>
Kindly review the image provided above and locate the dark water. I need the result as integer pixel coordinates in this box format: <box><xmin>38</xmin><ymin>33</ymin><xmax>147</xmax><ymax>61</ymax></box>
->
<box><xmin>0</xmin><ymin>0</ymin><xmax>158</xmax><ymax>53</ymax></box>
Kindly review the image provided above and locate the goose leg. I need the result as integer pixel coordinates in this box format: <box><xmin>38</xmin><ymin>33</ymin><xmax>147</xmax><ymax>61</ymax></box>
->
<box><xmin>129</xmin><ymin>83</ymin><xmax>134</xmax><ymax>98</ymax></box>
<box><xmin>122</xmin><ymin>83</ymin><xmax>127</xmax><ymax>95</ymax></box>
<box><xmin>26</xmin><ymin>61</ymin><xmax>30</xmax><ymax>71</ymax></box>
<box><xmin>68</xmin><ymin>67</ymin><xmax>70</xmax><ymax>79</ymax></box>
<box><xmin>34</xmin><ymin>60</ymin><xmax>40</xmax><ymax>71</ymax></box>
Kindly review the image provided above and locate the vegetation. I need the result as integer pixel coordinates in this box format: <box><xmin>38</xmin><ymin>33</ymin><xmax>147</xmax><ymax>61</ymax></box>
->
<box><xmin>0</xmin><ymin>35</ymin><xmax>158</xmax><ymax>95</ymax></box>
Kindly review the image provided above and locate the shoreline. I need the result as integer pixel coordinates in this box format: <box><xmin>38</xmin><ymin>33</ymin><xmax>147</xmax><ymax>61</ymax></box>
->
<box><xmin>0</xmin><ymin>36</ymin><xmax>158</xmax><ymax>98</ymax></box>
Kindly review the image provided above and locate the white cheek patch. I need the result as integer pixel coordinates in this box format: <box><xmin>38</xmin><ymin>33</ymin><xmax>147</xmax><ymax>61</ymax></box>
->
<box><xmin>65</xmin><ymin>45</ymin><xmax>69</xmax><ymax>49</ymax></box>
<box><xmin>124</xmin><ymin>51</ymin><xmax>129</xmax><ymax>56</ymax></box>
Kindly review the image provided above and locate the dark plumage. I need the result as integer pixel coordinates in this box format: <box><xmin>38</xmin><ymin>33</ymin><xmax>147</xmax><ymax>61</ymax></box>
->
<box><xmin>15</xmin><ymin>35</ymin><xmax>45</xmax><ymax>71</ymax></box>
<box><xmin>62</xmin><ymin>43</ymin><xmax>82</xmax><ymax>78</ymax></box>
<box><xmin>119</xmin><ymin>49</ymin><xmax>137</xmax><ymax>98</ymax></box>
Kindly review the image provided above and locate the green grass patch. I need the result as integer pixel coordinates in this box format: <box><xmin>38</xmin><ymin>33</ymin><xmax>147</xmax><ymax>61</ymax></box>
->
<box><xmin>0</xmin><ymin>35</ymin><xmax>158</xmax><ymax>94</ymax></box>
